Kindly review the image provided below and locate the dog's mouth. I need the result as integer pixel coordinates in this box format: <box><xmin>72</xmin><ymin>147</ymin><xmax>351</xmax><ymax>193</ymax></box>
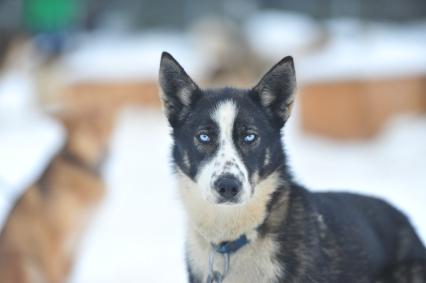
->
<box><xmin>215</xmin><ymin>195</ymin><xmax>241</xmax><ymax>205</ymax></box>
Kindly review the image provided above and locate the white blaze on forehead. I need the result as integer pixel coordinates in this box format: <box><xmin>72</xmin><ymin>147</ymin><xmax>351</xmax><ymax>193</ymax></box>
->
<box><xmin>211</xmin><ymin>100</ymin><xmax>238</xmax><ymax>141</ymax></box>
<box><xmin>211</xmin><ymin>100</ymin><xmax>243</xmax><ymax>179</ymax></box>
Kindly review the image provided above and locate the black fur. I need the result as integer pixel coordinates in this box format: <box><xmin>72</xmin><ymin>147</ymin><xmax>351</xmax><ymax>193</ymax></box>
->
<box><xmin>258</xmin><ymin>187</ymin><xmax>426</xmax><ymax>283</ymax></box>
<box><xmin>159</xmin><ymin>52</ymin><xmax>426</xmax><ymax>283</ymax></box>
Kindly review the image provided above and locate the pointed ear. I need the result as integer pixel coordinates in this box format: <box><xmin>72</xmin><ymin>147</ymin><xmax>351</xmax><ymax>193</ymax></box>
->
<box><xmin>250</xmin><ymin>56</ymin><xmax>296</xmax><ymax>127</ymax></box>
<box><xmin>159</xmin><ymin>52</ymin><xmax>200</xmax><ymax>126</ymax></box>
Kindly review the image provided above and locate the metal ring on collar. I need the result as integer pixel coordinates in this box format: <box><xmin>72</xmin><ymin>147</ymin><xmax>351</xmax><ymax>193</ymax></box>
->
<box><xmin>207</xmin><ymin>248</ymin><xmax>230</xmax><ymax>283</ymax></box>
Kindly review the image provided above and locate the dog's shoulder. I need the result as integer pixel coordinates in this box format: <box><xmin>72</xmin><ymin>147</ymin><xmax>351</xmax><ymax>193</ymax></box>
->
<box><xmin>310</xmin><ymin>190</ymin><xmax>425</xmax><ymax>262</ymax></box>
<box><xmin>312</xmin><ymin>191</ymin><xmax>408</xmax><ymax>228</ymax></box>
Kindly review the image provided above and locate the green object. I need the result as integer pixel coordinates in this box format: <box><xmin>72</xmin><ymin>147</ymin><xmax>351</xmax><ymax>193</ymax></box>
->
<box><xmin>23</xmin><ymin>0</ymin><xmax>79</xmax><ymax>32</ymax></box>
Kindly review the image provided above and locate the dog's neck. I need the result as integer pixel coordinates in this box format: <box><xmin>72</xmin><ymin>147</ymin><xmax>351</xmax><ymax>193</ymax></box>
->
<box><xmin>177</xmin><ymin>170</ymin><xmax>287</xmax><ymax>244</ymax></box>
<box><xmin>58</xmin><ymin>146</ymin><xmax>105</xmax><ymax>177</ymax></box>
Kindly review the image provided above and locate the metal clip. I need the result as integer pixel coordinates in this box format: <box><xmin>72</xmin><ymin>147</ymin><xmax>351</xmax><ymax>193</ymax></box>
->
<box><xmin>206</xmin><ymin>249</ymin><xmax>230</xmax><ymax>283</ymax></box>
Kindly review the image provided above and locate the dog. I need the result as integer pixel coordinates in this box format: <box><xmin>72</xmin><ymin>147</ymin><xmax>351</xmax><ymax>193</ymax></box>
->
<box><xmin>0</xmin><ymin>106</ymin><xmax>113</xmax><ymax>283</ymax></box>
<box><xmin>158</xmin><ymin>52</ymin><xmax>426</xmax><ymax>283</ymax></box>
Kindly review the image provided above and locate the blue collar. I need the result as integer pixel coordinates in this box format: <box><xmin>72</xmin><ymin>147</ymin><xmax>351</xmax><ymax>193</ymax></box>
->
<box><xmin>212</xmin><ymin>234</ymin><xmax>250</xmax><ymax>254</ymax></box>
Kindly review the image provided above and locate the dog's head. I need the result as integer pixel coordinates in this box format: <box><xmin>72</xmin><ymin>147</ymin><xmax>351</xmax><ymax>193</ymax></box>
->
<box><xmin>159</xmin><ymin>52</ymin><xmax>295</xmax><ymax>206</ymax></box>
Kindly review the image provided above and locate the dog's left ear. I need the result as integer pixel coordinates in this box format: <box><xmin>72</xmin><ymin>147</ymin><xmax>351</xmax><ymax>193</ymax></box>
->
<box><xmin>159</xmin><ymin>52</ymin><xmax>200</xmax><ymax>126</ymax></box>
<box><xmin>250</xmin><ymin>56</ymin><xmax>296</xmax><ymax>127</ymax></box>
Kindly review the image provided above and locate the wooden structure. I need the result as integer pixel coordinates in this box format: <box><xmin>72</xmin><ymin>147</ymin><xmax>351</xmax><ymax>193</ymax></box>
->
<box><xmin>299</xmin><ymin>76</ymin><xmax>426</xmax><ymax>139</ymax></box>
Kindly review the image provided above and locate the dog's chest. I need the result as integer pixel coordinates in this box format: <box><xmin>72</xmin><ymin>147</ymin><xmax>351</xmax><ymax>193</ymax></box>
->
<box><xmin>187</xmin><ymin>232</ymin><xmax>282</xmax><ymax>283</ymax></box>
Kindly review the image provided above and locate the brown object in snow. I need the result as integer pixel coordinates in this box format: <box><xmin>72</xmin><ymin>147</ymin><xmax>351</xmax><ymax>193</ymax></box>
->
<box><xmin>299</xmin><ymin>75</ymin><xmax>426</xmax><ymax>139</ymax></box>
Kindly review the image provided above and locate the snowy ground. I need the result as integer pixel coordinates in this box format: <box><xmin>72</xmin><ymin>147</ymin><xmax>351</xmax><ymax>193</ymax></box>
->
<box><xmin>68</xmin><ymin>108</ymin><xmax>187</xmax><ymax>283</ymax></box>
<box><xmin>68</xmin><ymin>105</ymin><xmax>426</xmax><ymax>283</ymax></box>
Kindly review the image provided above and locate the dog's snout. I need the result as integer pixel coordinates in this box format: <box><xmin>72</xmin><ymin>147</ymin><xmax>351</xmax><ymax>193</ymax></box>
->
<box><xmin>214</xmin><ymin>175</ymin><xmax>241</xmax><ymax>202</ymax></box>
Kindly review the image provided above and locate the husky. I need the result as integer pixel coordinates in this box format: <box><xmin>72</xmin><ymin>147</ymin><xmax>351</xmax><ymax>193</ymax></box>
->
<box><xmin>0</xmin><ymin>97</ymin><xmax>120</xmax><ymax>282</ymax></box>
<box><xmin>159</xmin><ymin>52</ymin><xmax>426</xmax><ymax>283</ymax></box>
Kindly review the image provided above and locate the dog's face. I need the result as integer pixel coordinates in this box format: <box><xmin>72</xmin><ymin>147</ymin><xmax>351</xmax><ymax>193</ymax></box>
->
<box><xmin>159</xmin><ymin>52</ymin><xmax>295</xmax><ymax>206</ymax></box>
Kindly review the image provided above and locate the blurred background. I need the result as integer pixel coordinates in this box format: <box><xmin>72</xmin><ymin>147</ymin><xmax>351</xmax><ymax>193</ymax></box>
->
<box><xmin>0</xmin><ymin>0</ymin><xmax>425</xmax><ymax>282</ymax></box>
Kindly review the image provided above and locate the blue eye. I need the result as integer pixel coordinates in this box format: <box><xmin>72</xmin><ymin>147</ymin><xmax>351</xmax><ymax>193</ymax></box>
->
<box><xmin>243</xmin><ymin>133</ymin><xmax>257</xmax><ymax>144</ymax></box>
<box><xmin>198</xmin><ymin>133</ymin><xmax>211</xmax><ymax>143</ymax></box>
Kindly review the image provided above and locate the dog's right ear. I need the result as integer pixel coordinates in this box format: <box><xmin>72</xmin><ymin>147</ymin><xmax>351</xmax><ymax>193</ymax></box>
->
<box><xmin>159</xmin><ymin>52</ymin><xmax>200</xmax><ymax>126</ymax></box>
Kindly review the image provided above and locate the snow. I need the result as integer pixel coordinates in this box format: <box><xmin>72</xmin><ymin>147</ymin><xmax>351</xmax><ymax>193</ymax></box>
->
<box><xmin>243</xmin><ymin>11</ymin><xmax>323</xmax><ymax>61</ymax></box>
<box><xmin>68</xmin><ymin>108</ymin><xmax>186</xmax><ymax>283</ymax></box>
<box><xmin>243</xmin><ymin>14</ymin><xmax>426</xmax><ymax>83</ymax></box>
<box><xmin>0</xmin><ymin>70</ymin><xmax>65</xmax><ymax>228</ymax></box>
<box><xmin>62</xmin><ymin>31</ymin><xmax>209</xmax><ymax>84</ymax></box>
<box><xmin>63</xmin><ymin>17</ymin><xmax>426</xmax><ymax>85</ymax></box>
<box><xmin>297</xmin><ymin>19</ymin><xmax>426</xmax><ymax>82</ymax></box>
<box><xmin>68</xmin><ymin>106</ymin><xmax>426</xmax><ymax>283</ymax></box>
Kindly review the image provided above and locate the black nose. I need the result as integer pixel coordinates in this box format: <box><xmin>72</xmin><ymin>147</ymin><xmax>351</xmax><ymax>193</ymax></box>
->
<box><xmin>214</xmin><ymin>176</ymin><xmax>242</xmax><ymax>201</ymax></box>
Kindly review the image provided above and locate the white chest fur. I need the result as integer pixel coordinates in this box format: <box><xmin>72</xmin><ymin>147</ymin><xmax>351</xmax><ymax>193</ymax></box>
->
<box><xmin>187</xmin><ymin>230</ymin><xmax>283</xmax><ymax>283</ymax></box>
<box><xmin>177</xmin><ymin>164</ymin><xmax>285</xmax><ymax>282</ymax></box>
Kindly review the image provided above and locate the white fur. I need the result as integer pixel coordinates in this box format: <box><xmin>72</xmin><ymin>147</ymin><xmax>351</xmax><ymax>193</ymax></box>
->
<box><xmin>260</xmin><ymin>90</ymin><xmax>276</xmax><ymax>107</ymax></box>
<box><xmin>180</xmin><ymin>170</ymin><xmax>284</xmax><ymax>282</ymax></box>
<box><xmin>196</xmin><ymin>100</ymin><xmax>250</xmax><ymax>203</ymax></box>
<box><xmin>179</xmin><ymin>169</ymin><xmax>282</xmax><ymax>241</ymax></box>
<box><xmin>183</xmin><ymin>151</ymin><xmax>190</xmax><ymax>168</ymax></box>
<box><xmin>178</xmin><ymin>88</ymin><xmax>193</xmax><ymax>106</ymax></box>
<box><xmin>264</xmin><ymin>149</ymin><xmax>271</xmax><ymax>166</ymax></box>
